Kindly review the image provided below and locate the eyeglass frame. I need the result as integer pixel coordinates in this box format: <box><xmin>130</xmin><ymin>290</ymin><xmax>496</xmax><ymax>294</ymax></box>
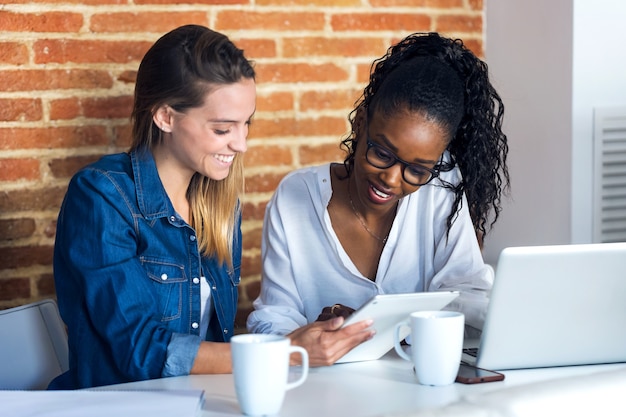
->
<box><xmin>364</xmin><ymin>138</ymin><xmax>447</xmax><ymax>186</ymax></box>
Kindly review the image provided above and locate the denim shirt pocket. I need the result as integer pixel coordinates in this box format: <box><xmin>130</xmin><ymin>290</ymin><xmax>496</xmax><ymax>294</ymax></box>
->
<box><xmin>142</xmin><ymin>258</ymin><xmax>187</xmax><ymax>322</ymax></box>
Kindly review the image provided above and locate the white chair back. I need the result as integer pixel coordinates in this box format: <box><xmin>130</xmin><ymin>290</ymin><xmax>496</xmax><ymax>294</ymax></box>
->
<box><xmin>0</xmin><ymin>299</ymin><xmax>69</xmax><ymax>390</ymax></box>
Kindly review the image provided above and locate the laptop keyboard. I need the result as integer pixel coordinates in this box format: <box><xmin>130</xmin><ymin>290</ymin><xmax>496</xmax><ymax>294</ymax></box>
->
<box><xmin>463</xmin><ymin>347</ymin><xmax>479</xmax><ymax>358</ymax></box>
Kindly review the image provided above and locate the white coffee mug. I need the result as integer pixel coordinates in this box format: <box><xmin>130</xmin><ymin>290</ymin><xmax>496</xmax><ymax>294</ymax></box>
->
<box><xmin>393</xmin><ymin>310</ymin><xmax>464</xmax><ymax>386</ymax></box>
<box><xmin>231</xmin><ymin>334</ymin><xmax>309</xmax><ymax>416</ymax></box>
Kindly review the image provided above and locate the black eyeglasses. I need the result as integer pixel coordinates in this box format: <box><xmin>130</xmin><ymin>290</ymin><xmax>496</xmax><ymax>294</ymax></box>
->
<box><xmin>365</xmin><ymin>139</ymin><xmax>444</xmax><ymax>186</ymax></box>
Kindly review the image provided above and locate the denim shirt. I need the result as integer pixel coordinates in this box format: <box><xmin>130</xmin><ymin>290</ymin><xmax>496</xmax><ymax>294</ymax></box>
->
<box><xmin>49</xmin><ymin>150</ymin><xmax>241</xmax><ymax>389</ymax></box>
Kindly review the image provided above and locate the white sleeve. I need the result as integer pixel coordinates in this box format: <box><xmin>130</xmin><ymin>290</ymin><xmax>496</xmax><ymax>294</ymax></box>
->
<box><xmin>246</xmin><ymin>179</ymin><xmax>309</xmax><ymax>335</ymax></box>
<box><xmin>426</xmin><ymin>191</ymin><xmax>492</xmax><ymax>334</ymax></box>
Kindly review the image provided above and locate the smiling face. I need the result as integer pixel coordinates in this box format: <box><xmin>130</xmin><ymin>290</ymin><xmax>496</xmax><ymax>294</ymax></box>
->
<box><xmin>351</xmin><ymin>109</ymin><xmax>449</xmax><ymax>212</ymax></box>
<box><xmin>154</xmin><ymin>77</ymin><xmax>256</xmax><ymax>182</ymax></box>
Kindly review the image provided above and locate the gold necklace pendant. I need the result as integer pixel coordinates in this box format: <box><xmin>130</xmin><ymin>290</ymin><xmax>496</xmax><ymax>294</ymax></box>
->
<box><xmin>347</xmin><ymin>185</ymin><xmax>388</xmax><ymax>244</ymax></box>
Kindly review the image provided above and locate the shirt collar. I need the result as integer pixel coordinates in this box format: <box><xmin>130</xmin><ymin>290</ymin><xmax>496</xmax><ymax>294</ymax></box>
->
<box><xmin>130</xmin><ymin>149</ymin><xmax>173</xmax><ymax>220</ymax></box>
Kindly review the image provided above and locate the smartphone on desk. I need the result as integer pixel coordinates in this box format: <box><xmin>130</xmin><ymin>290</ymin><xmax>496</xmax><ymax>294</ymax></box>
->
<box><xmin>456</xmin><ymin>363</ymin><xmax>505</xmax><ymax>384</ymax></box>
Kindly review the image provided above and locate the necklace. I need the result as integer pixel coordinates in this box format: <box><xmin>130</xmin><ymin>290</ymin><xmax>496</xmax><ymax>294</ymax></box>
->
<box><xmin>347</xmin><ymin>185</ymin><xmax>388</xmax><ymax>244</ymax></box>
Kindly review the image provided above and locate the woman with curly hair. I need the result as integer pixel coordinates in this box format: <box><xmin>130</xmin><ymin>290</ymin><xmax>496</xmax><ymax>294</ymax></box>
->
<box><xmin>247</xmin><ymin>32</ymin><xmax>510</xmax><ymax>366</ymax></box>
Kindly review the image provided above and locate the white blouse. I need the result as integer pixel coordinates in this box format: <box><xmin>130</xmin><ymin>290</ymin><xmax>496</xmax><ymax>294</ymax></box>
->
<box><xmin>247</xmin><ymin>163</ymin><xmax>493</xmax><ymax>335</ymax></box>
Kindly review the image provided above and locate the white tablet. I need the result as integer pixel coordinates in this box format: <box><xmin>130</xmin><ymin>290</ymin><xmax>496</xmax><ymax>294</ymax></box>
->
<box><xmin>335</xmin><ymin>291</ymin><xmax>460</xmax><ymax>363</ymax></box>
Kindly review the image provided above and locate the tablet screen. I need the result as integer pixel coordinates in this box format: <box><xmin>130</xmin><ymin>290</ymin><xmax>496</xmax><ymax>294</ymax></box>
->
<box><xmin>337</xmin><ymin>291</ymin><xmax>460</xmax><ymax>363</ymax></box>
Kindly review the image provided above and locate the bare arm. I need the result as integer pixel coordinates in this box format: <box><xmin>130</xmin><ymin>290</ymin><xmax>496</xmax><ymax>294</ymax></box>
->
<box><xmin>190</xmin><ymin>341</ymin><xmax>232</xmax><ymax>374</ymax></box>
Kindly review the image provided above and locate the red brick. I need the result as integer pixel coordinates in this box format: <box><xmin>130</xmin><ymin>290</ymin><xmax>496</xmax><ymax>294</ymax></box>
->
<box><xmin>0</xmin><ymin>278</ymin><xmax>31</xmax><ymax>301</ymax></box>
<box><xmin>216</xmin><ymin>10</ymin><xmax>325</xmax><ymax>31</ymax></box>
<box><xmin>136</xmin><ymin>0</ymin><xmax>246</xmax><ymax>4</ymax></box>
<box><xmin>244</xmin><ymin>145</ymin><xmax>293</xmax><ymax>167</ymax></box>
<box><xmin>0</xmin><ymin>245</ymin><xmax>54</xmax><ymax>269</ymax></box>
<box><xmin>252</xmin><ymin>116</ymin><xmax>346</xmax><ymax>138</ymax></box>
<box><xmin>257</xmin><ymin>92</ymin><xmax>294</xmax><ymax>113</ymax></box>
<box><xmin>44</xmin><ymin>220</ymin><xmax>57</xmax><ymax>239</ymax></box>
<box><xmin>256</xmin><ymin>0</ymin><xmax>359</xmax><ymax>5</ymax></box>
<box><xmin>435</xmin><ymin>15</ymin><xmax>483</xmax><ymax>33</ymax></box>
<box><xmin>370</xmin><ymin>0</ymin><xmax>462</xmax><ymax>6</ymax></box>
<box><xmin>257</xmin><ymin>63</ymin><xmax>349</xmax><ymax>84</ymax></box>
<box><xmin>243</xmin><ymin>276</ymin><xmax>261</xmax><ymax>301</ymax></box>
<box><xmin>300</xmin><ymin>89</ymin><xmax>361</xmax><ymax>112</ymax></box>
<box><xmin>90</xmin><ymin>12</ymin><xmax>208</xmax><ymax>33</ymax></box>
<box><xmin>300</xmin><ymin>143</ymin><xmax>345</xmax><ymax>165</ymax></box>
<box><xmin>83</xmin><ymin>96</ymin><xmax>134</xmax><ymax>119</ymax></box>
<box><xmin>0</xmin><ymin>186</ymin><xmax>66</xmax><ymax>212</ymax></box>
<box><xmin>331</xmin><ymin>13</ymin><xmax>431</xmax><ymax>32</ymax></box>
<box><xmin>245</xmin><ymin>172</ymin><xmax>285</xmax><ymax>193</ymax></box>
<box><xmin>235</xmin><ymin>38</ymin><xmax>277</xmax><ymax>59</ymax></box>
<box><xmin>0</xmin><ymin>126</ymin><xmax>109</xmax><ymax>150</ymax></box>
<box><xmin>284</xmin><ymin>37</ymin><xmax>387</xmax><ymax>58</ymax></box>
<box><xmin>469</xmin><ymin>0</ymin><xmax>483</xmax><ymax>10</ymax></box>
<box><xmin>241</xmin><ymin>254</ymin><xmax>261</xmax><ymax>279</ymax></box>
<box><xmin>462</xmin><ymin>38</ymin><xmax>483</xmax><ymax>58</ymax></box>
<box><xmin>113</xmin><ymin>124</ymin><xmax>133</xmax><ymax>148</ymax></box>
<box><xmin>0</xmin><ymin>0</ymin><xmax>483</xmax><ymax>316</ymax></box>
<box><xmin>356</xmin><ymin>62</ymin><xmax>374</xmax><ymax>84</ymax></box>
<box><xmin>118</xmin><ymin>70</ymin><xmax>138</xmax><ymax>84</ymax></box>
<box><xmin>0</xmin><ymin>11</ymin><xmax>83</xmax><ymax>32</ymax></box>
<box><xmin>241</xmin><ymin>201</ymin><xmax>268</xmax><ymax>222</ymax></box>
<box><xmin>0</xmin><ymin>42</ymin><xmax>29</xmax><ymax>65</ymax></box>
<box><xmin>48</xmin><ymin>154</ymin><xmax>103</xmax><ymax>179</ymax></box>
<box><xmin>438</xmin><ymin>0</ymin><xmax>466</xmax><ymax>4</ymax></box>
<box><xmin>49</xmin><ymin>98</ymin><xmax>81</xmax><ymax>120</ymax></box>
<box><xmin>0</xmin><ymin>218</ymin><xmax>37</xmax><ymax>240</ymax></box>
<box><xmin>0</xmin><ymin>69</ymin><xmax>113</xmax><ymax>92</ymax></box>
<box><xmin>36</xmin><ymin>273</ymin><xmax>57</xmax><ymax>297</ymax></box>
<box><xmin>0</xmin><ymin>98</ymin><xmax>42</xmax><ymax>122</ymax></box>
<box><xmin>0</xmin><ymin>158</ymin><xmax>40</xmax><ymax>182</ymax></box>
<box><xmin>4</xmin><ymin>0</ymin><xmax>126</xmax><ymax>4</ymax></box>
<box><xmin>234</xmin><ymin>305</ymin><xmax>253</xmax><ymax>331</ymax></box>
<box><xmin>239</xmin><ymin>275</ymin><xmax>261</xmax><ymax>314</ymax></box>
<box><xmin>34</xmin><ymin>40</ymin><xmax>152</xmax><ymax>64</ymax></box>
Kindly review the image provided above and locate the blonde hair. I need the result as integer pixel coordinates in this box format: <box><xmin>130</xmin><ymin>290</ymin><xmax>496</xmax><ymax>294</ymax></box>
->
<box><xmin>188</xmin><ymin>155</ymin><xmax>244</xmax><ymax>267</ymax></box>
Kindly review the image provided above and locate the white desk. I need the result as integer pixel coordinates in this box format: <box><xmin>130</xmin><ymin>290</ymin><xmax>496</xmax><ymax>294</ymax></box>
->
<box><xmin>100</xmin><ymin>350</ymin><xmax>626</xmax><ymax>417</ymax></box>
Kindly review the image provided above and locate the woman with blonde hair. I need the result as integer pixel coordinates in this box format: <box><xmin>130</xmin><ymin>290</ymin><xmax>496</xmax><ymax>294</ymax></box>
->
<box><xmin>51</xmin><ymin>24</ymin><xmax>256</xmax><ymax>389</ymax></box>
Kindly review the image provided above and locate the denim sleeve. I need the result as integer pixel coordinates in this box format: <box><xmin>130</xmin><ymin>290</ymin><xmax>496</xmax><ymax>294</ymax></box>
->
<box><xmin>55</xmin><ymin>167</ymin><xmax>187</xmax><ymax>384</ymax></box>
<box><xmin>162</xmin><ymin>333</ymin><xmax>202</xmax><ymax>377</ymax></box>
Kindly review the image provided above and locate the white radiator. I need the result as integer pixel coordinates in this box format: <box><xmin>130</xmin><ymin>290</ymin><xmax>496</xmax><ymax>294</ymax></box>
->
<box><xmin>593</xmin><ymin>106</ymin><xmax>626</xmax><ymax>243</ymax></box>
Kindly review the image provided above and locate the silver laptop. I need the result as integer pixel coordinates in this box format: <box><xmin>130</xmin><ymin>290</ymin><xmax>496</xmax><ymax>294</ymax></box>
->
<box><xmin>463</xmin><ymin>242</ymin><xmax>626</xmax><ymax>370</ymax></box>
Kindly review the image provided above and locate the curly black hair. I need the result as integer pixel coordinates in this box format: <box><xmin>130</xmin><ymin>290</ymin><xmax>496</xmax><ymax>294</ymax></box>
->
<box><xmin>341</xmin><ymin>32</ymin><xmax>510</xmax><ymax>245</ymax></box>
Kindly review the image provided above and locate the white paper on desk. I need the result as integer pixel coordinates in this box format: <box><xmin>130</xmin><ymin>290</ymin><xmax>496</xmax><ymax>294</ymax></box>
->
<box><xmin>0</xmin><ymin>389</ymin><xmax>205</xmax><ymax>417</ymax></box>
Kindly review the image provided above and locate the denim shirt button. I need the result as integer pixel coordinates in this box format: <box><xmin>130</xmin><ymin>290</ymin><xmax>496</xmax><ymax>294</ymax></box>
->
<box><xmin>192</xmin><ymin>277</ymin><xmax>200</xmax><ymax>284</ymax></box>
<box><xmin>160</xmin><ymin>273</ymin><xmax>167</xmax><ymax>281</ymax></box>
<box><xmin>169</xmin><ymin>215</ymin><xmax>176</xmax><ymax>222</ymax></box>
<box><xmin>189</xmin><ymin>235</ymin><xmax>196</xmax><ymax>242</ymax></box>
<box><xmin>223</xmin><ymin>329</ymin><xmax>228</xmax><ymax>334</ymax></box>
<box><xmin>191</xmin><ymin>322</ymin><xmax>199</xmax><ymax>329</ymax></box>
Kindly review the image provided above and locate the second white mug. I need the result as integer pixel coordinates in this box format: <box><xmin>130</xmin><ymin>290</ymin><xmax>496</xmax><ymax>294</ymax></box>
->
<box><xmin>393</xmin><ymin>310</ymin><xmax>464</xmax><ymax>386</ymax></box>
<box><xmin>231</xmin><ymin>334</ymin><xmax>309</xmax><ymax>416</ymax></box>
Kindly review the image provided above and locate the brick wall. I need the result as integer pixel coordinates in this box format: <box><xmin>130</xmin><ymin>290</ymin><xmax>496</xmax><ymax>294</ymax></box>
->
<box><xmin>0</xmin><ymin>0</ymin><xmax>484</xmax><ymax>329</ymax></box>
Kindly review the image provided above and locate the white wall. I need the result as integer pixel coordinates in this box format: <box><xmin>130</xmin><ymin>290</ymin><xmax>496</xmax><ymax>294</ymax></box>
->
<box><xmin>482</xmin><ymin>0</ymin><xmax>574</xmax><ymax>265</ymax></box>
<box><xmin>482</xmin><ymin>0</ymin><xmax>626</xmax><ymax>265</ymax></box>
<box><xmin>571</xmin><ymin>0</ymin><xmax>626</xmax><ymax>243</ymax></box>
